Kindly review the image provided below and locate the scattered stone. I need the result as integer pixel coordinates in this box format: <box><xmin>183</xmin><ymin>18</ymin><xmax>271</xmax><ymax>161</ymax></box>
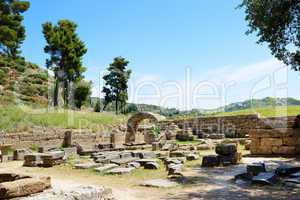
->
<box><xmin>75</xmin><ymin>162</ymin><xmax>102</xmax><ymax>170</ymax></box>
<box><xmin>202</xmin><ymin>155</ymin><xmax>220</xmax><ymax>167</ymax></box>
<box><xmin>196</xmin><ymin>144</ymin><xmax>211</xmax><ymax>150</ymax></box>
<box><xmin>144</xmin><ymin>162</ymin><xmax>160</xmax><ymax>170</ymax></box>
<box><xmin>110</xmin><ymin>157</ymin><xmax>137</xmax><ymax>165</ymax></box>
<box><xmin>127</xmin><ymin>162</ymin><xmax>141</xmax><ymax>169</ymax></box>
<box><xmin>252</xmin><ymin>172</ymin><xmax>278</xmax><ymax>185</ymax></box>
<box><xmin>20</xmin><ymin>185</ymin><xmax>114</xmax><ymax>200</ymax></box>
<box><xmin>106</xmin><ymin>167</ymin><xmax>135</xmax><ymax>175</ymax></box>
<box><xmin>275</xmin><ymin>165</ymin><xmax>300</xmax><ymax>176</ymax></box>
<box><xmin>170</xmin><ymin>151</ymin><xmax>186</xmax><ymax>158</ymax></box>
<box><xmin>247</xmin><ymin>163</ymin><xmax>266</xmax><ymax>176</ymax></box>
<box><xmin>219</xmin><ymin>152</ymin><xmax>242</xmax><ymax>166</ymax></box>
<box><xmin>63</xmin><ymin>147</ymin><xmax>77</xmax><ymax>159</ymax></box>
<box><xmin>136</xmin><ymin>159</ymin><xmax>157</xmax><ymax>166</ymax></box>
<box><xmin>94</xmin><ymin>164</ymin><xmax>118</xmax><ymax>173</ymax></box>
<box><xmin>0</xmin><ymin>176</ymin><xmax>51</xmax><ymax>199</ymax></box>
<box><xmin>23</xmin><ymin>153</ymin><xmax>45</xmax><ymax>167</ymax></box>
<box><xmin>186</xmin><ymin>153</ymin><xmax>199</xmax><ymax>161</ymax></box>
<box><xmin>140</xmin><ymin>179</ymin><xmax>178</xmax><ymax>188</ymax></box>
<box><xmin>216</xmin><ymin>143</ymin><xmax>237</xmax><ymax>156</ymax></box>
<box><xmin>167</xmin><ymin>164</ymin><xmax>183</xmax><ymax>176</ymax></box>
<box><xmin>13</xmin><ymin>149</ymin><xmax>27</xmax><ymax>161</ymax></box>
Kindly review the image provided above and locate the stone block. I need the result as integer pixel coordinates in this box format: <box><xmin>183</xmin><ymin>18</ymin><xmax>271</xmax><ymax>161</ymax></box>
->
<box><xmin>106</xmin><ymin>167</ymin><xmax>135</xmax><ymax>175</ymax></box>
<box><xmin>94</xmin><ymin>164</ymin><xmax>118</xmax><ymax>173</ymax></box>
<box><xmin>201</xmin><ymin>155</ymin><xmax>220</xmax><ymax>167</ymax></box>
<box><xmin>144</xmin><ymin>162</ymin><xmax>159</xmax><ymax>170</ymax></box>
<box><xmin>215</xmin><ymin>143</ymin><xmax>237</xmax><ymax>156</ymax></box>
<box><xmin>272</xmin><ymin>146</ymin><xmax>296</xmax><ymax>155</ymax></box>
<box><xmin>0</xmin><ymin>176</ymin><xmax>51</xmax><ymax>199</ymax></box>
<box><xmin>260</xmin><ymin>138</ymin><xmax>282</xmax><ymax>147</ymax></box>
<box><xmin>282</xmin><ymin>137</ymin><xmax>300</xmax><ymax>146</ymax></box>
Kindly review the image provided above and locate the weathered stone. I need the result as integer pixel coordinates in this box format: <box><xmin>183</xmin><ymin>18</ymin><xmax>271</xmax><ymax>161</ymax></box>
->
<box><xmin>110</xmin><ymin>157</ymin><xmax>137</xmax><ymax>165</ymax></box>
<box><xmin>75</xmin><ymin>162</ymin><xmax>102</xmax><ymax>170</ymax></box>
<box><xmin>63</xmin><ymin>147</ymin><xmax>77</xmax><ymax>159</ymax></box>
<box><xmin>202</xmin><ymin>155</ymin><xmax>220</xmax><ymax>167</ymax></box>
<box><xmin>0</xmin><ymin>176</ymin><xmax>51</xmax><ymax>199</ymax></box>
<box><xmin>275</xmin><ymin>165</ymin><xmax>300</xmax><ymax>176</ymax></box>
<box><xmin>215</xmin><ymin>143</ymin><xmax>237</xmax><ymax>156</ymax></box>
<box><xmin>144</xmin><ymin>162</ymin><xmax>159</xmax><ymax>170</ymax></box>
<box><xmin>196</xmin><ymin>144</ymin><xmax>211</xmax><ymax>150</ymax></box>
<box><xmin>252</xmin><ymin>172</ymin><xmax>278</xmax><ymax>185</ymax></box>
<box><xmin>94</xmin><ymin>164</ymin><xmax>118</xmax><ymax>173</ymax></box>
<box><xmin>272</xmin><ymin>146</ymin><xmax>296</xmax><ymax>155</ymax></box>
<box><xmin>169</xmin><ymin>151</ymin><xmax>186</xmax><ymax>158</ymax></box>
<box><xmin>218</xmin><ymin>152</ymin><xmax>241</xmax><ymax>166</ymax></box>
<box><xmin>20</xmin><ymin>185</ymin><xmax>115</xmax><ymax>200</ymax></box>
<box><xmin>167</xmin><ymin>164</ymin><xmax>183</xmax><ymax>176</ymax></box>
<box><xmin>13</xmin><ymin>149</ymin><xmax>27</xmax><ymax>161</ymax></box>
<box><xmin>261</xmin><ymin>138</ymin><xmax>282</xmax><ymax>147</ymax></box>
<box><xmin>186</xmin><ymin>153</ymin><xmax>199</xmax><ymax>161</ymax></box>
<box><xmin>62</xmin><ymin>130</ymin><xmax>72</xmax><ymax>148</ymax></box>
<box><xmin>140</xmin><ymin>179</ymin><xmax>178</xmax><ymax>188</ymax></box>
<box><xmin>23</xmin><ymin>153</ymin><xmax>46</xmax><ymax>167</ymax></box>
<box><xmin>247</xmin><ymin>163</ymin><xmax>266</xmax><ymax>176</ymax></box>
<box><xmin>106</xmin><ymin>167</ymin><xmax>135</xmax><ymax>175</ymax></box>
<box><xmin>127</xmin><ymin>162</ymin><xmax>141</xmax><ymax>169</ymax></box>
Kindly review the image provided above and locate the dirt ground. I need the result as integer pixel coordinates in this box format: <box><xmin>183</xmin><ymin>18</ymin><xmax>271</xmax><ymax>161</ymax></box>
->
<box><xmin>1</xmin><ymin>157</ymin><xmax>300</xmax><ymax>200</ymax></box>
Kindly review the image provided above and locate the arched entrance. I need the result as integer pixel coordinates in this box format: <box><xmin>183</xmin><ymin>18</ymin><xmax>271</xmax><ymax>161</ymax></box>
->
<box><xmin>125</xmin><ymin>112</ymin><xmax>166</xmax><ymax>144</ymax></box>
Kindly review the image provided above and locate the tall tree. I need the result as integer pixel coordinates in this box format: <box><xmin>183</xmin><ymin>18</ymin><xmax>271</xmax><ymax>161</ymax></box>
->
<box><xmin>74</xmin><ymin>80</ymin><xmax>91</xmax><ymax>109</ymax></box>
<box><xmin>240</xmin><ymin>0</ymin><xmax>300</xmax><ymax>71</ymax></box>
<box><xmin>0</xmin><ymin>0</ymin><xmax>30</xmax><ymax>58</ymax></box>
<box><xmin>42</xmin><ymin>20</ymin><xmax>87</xmax><ymax>107</ymax></box>
<box><xmin>102</xmin><ymin>57</ymin><xmax>131</xmax><ymax>114</ymax></box>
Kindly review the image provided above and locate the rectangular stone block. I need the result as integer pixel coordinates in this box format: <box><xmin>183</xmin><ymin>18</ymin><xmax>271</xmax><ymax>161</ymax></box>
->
<box><xmin>260</xmin><ymin>138</ymin><xmax>282</xmax><ymax>147</ymax></box>
<box><xmin>272</xmin><ymin>146</ymin><xmax>296</xmax><ymax>155</ymax></box>
<box><xmin>282</xmin><ymin>137</ymin><xmax>300</xmax><ymax>146</ymax></box>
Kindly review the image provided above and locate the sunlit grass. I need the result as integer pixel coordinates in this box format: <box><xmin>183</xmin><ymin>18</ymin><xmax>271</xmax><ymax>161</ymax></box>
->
<box><xmin>0</xmin><ymin>105</ymin><xmax>128</xmax><ymax>132</ymax></box>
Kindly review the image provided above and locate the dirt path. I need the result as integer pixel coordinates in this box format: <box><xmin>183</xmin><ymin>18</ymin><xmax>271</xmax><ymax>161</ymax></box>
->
<box><xmin>1</xmin><ymin>157</ymin><xmax>300</xmax><ymax>200</ymax></box>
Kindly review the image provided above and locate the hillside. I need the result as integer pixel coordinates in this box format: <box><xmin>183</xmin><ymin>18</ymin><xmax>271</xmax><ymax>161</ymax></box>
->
<box><xmin>0</xmin><ymin>56</ymin><xmax>50</xmax><ymax>105</ymax></box>
<box><xmin>212</xmin><ymin>105</ymin><xmax>300</xmax><ymax>118</ymax></box>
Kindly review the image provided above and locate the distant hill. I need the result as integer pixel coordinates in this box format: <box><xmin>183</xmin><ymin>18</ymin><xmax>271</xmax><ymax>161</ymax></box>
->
<box><xmin>90</xmin><ymin>97</ymin><xmax>300</xmax><ymax>118</ymax></box>
<box><xmin>219</xmin><ymin>97</ymin><xmax>300</xmax><ymax>112</ymax></box>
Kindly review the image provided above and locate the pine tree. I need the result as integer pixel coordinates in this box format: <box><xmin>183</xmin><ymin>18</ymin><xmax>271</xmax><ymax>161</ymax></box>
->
<box><xmin>0</xmin><ymin>0</ymin><xmax>30</xmax><ymax>58</ymax></box>
<box><xmin>102</xmin><ymin>57</ymin><xmax>131</xmax><ymax>114</ymax></box>
<box><xmin>42</xmin><ymin>20</ymin><xmax>87</xmax><ymax>107</ymax></box>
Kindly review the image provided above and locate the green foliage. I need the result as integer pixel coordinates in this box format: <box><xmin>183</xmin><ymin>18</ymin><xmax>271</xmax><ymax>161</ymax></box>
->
<box><xmin>151</xmin><ymin>125</ymin><xmax>161</xmax><ymax>137</ymax></box>
<box><xmin>30</xmin><ymin>144</ymin><xmax>39</xmax><ymax>152</ymax></box>
<box><xmin>74</xmin><ymin>80</ymin><xmax>92</xmax><ymax>109</ymax></box>
<box><xmin>94</xmin><ymin>99</ymin><xmax>101</xmax><ymax>112</ymax></box>
<box><xmin>102</xmin><ymin>57</ymin><xmax>132</xmax><ymax>114</ymax></box>
<box><xmin>240</xmin><ymin>0</ymin><xmax>300</xmax><ymax>71</ymax></box>
<box><xmin>42</xmin><ymin>19</ymin><xmax>87</xmax><ymax>107</ymax></box>
<box><xmin>0</xmin><ymin>0</ymin><xmax>30</xmax><ymax>57</ymax></box>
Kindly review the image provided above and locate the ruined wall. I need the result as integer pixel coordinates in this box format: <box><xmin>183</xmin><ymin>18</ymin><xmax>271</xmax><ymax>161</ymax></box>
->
<box><xmin>249</xmin><ymin>116</ymin><xmax>300</xmax><ymax>155</ymax></box>
<box><xmin>1</xmin><ymin>127</ymin><xmax>115</xmax><ymax>149</ymax></box>
<box><xmin>160</xmin><ymin>114</ymin><xmax>260</xmax><ymax>138</ymax></box>
<box><xmin>160</xmin><ymin>115</ymin><xmax>300</xmax><ymax>155</ymax></box>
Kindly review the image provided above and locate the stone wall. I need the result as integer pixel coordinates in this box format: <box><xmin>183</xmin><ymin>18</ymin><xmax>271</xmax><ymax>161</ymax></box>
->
<box><xmin>1</xmin><ymin>127</ymin><xmax>116</xmax><ymax>149</ymax></box>
<box><xmin>249</xmin><ymin>116</ymin><xmax>300</xmax><ymax>155</ymax></box>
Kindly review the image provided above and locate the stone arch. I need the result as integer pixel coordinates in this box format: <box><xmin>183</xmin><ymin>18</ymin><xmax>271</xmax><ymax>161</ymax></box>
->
<box><xmin>125</xmin><ymin>112</ymin><xmax>166</xmax><ymax>144</ymax></box>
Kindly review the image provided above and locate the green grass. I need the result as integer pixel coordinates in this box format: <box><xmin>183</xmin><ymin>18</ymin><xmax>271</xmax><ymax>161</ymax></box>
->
<box><xmin>211</xmin><ymin>106</ymin><xmax>300</xmax><ymax>118</ymax></box>
<box><xmin>0</xmin><ymin>105</ymin><xmax>127</xmax><ymax>132</ymax></box>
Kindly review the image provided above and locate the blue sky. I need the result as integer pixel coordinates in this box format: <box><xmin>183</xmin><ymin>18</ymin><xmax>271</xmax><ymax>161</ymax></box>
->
<box><xmin>21</xmin><ymin>0</ymin><xmax>300</xmax><ymax>110</ymax></box>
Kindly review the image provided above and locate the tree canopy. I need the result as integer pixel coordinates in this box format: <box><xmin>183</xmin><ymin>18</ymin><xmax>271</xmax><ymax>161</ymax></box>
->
<box><xmin>240</xmin><ymin>0</ymin><xmax>300</xmax><ymax>71</ymax></box>
<box><xmin>42</xmin><ymin>20</ymin><xmax>87</xmax><ymax>106</ymax></box>
<box><xmin>102</xmin><ymin>56</ymin><xmax>131</xmax><ymax>114</ymax></box>
<box><xmin>0</xmin><ymin>0</ymin><xmax>30</xmax><ymax>57</ymax></box>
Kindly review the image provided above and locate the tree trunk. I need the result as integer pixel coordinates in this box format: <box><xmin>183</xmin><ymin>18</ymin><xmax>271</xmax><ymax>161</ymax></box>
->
<box><xmin>63</xmin><ymin>80</ymin><xmax>69</xmax><ymax>107</ymax></box>
<box><xmin>115</xmin><ymin>95</ymin><xmax>118</xmax><ymax>115</ymax></box>
<box><xmin>53</xmin><ymin>78</ymin><xmax>59</xmax><ymax>107</ymax></box>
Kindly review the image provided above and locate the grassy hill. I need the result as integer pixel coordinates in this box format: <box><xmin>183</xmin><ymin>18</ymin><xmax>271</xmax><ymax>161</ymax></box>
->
<box><xmin>211</xmin><ymin>105</ymin><xmax>300</xmax><ymax>118</ymax></box>
<box><xmin>0</xmin><ymin>56</ymin><xmax>50</xmax><ymax>105</ymax></box>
